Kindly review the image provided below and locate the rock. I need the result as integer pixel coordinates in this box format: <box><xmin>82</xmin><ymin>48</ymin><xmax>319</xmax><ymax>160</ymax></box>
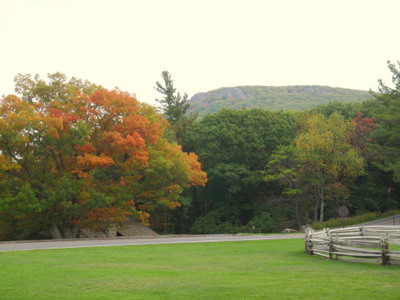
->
<box><xmin>191</xmin><ymin>87</ymin><xmax>253</xmax><ymax>103</ymax></box>
<box><xmin>117</xmin><ymin>218</ymin><xmax>158</xmax><ymax>236</ymax></box>
<box><xmin>80</xmin><ymin>217</ymin><xmax>158</xmax><ymax>238</ymax></box>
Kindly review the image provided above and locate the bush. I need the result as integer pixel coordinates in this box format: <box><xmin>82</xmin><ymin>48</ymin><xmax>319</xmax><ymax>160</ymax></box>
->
<box><xmin>247</xmin><ymin>212</ymin><xmax>274</xmax><ymax>233</ymax></box>
<box><xmin>312</xmin><ymin>209</ymin><xmax>400</xmax><ymax>230</ymax></box>
<box><xmin>190</xmin><ymin>211</ymin><xmax>247</xmax><ymax>234</ymax></box>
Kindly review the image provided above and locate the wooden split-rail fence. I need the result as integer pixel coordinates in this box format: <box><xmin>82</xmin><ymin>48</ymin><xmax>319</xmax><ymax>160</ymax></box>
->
<box><xmin>305</xmin><ymin>225</ymin><xmax>400</xmax><ymax>266</ymax></box>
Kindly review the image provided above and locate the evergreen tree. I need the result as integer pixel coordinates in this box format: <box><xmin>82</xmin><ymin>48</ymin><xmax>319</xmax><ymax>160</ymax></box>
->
<box><xmin>155</xmin><ymin>71</ymin><xmax>190</xmax><ymax>125</ymax></box>
<box><xmin>371</xmin><ymin>61</ymin><xmax>400</xmax><ymax>183</ymax></box>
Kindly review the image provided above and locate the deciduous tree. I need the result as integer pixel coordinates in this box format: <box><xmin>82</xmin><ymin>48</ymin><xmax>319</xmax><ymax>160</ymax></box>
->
<box><xmin>294</xmin><ymin>112</ymin><xmax>365</xmax><ymax>222</ymax></box>
<box><xmin>0</xmin><ymin>73</ymin><xmax>206</xmax><ymax>240</ymax></box>
<box><xmin>184</xmin><ymin>109</ymin><xmax>297</xmax><ymax>232</ymax></box>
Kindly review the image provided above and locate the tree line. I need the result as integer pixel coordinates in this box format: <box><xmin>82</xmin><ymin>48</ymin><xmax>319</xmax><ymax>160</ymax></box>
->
<box><xmin>0</xmin><ymin>61</ymin><xmax>399</xmax><ymax>239</ymax></box>
<box><xmin>156</xmin><ymin>62</ymin><xmax>400</xmax><ymax>234</ymax></box>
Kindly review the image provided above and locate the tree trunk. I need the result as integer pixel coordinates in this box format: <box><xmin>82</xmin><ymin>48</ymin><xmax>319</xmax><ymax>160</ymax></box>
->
<box><xmin>164</xmin><ymin>206</ymin><xmax>167</xmax><ymax>235</ymax></box>
<box><xmin>49</xmin><ymin>223</ymin><xmax>80</xmax><ymax>239</ymax></box>
<box><xmin>72</xmin><ymin>224</ymin><xmax>80</xmax><ymax>237</ymax></box>
<box><xmin>192</xmin><ymin>187</ymin><xmax>199</xmax><ymax>219</ymax></box>
<box><xmin>62</xmin><ymin>226</ymin><xmax>74</xmax><ymax>239</ymax></box>
<box><xmin>319</xmin><ymin>186</ymin><xmax>324</xmax><ymax>222</ymax></box>
<box><xmin>314</xmin><ymin>189</ymin><xmax>320</xmax><ymax>222</ymax></box>
<box><xmin>62</xmin><ymin>225</ymin><xmax>80</xmax><ymax>239</ymax></box>
<box><xmin>49</xmin><ymin>222</ymin><xmax>63</xmax><ymax>239</ymax></box>
<box><xmin>294</xmin><ymin>195</ymin><xmax>301</xmax><ymax>230</ymax></box>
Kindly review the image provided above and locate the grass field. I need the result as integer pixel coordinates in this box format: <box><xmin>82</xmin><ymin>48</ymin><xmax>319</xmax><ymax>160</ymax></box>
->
<box><xmin>0</xmin><ymin>238</ymin><xmax>399</xmax><ymax>299</ymax></box>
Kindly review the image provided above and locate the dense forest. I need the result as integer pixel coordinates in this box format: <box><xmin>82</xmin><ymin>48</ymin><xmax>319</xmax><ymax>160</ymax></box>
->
<box><xmin>0</xmin><ymin>61</ymin><xmax>399</xmax><ymax>240</ymax></box>
<box><xmin>154</xmin><ymin>62</ymin><xmax>400</xmax><ymax>234</ymax></box>
<box><xmin>188</xmin><ymin>85</ymin><xmax>373</xmax><ymax>117</ymax></box>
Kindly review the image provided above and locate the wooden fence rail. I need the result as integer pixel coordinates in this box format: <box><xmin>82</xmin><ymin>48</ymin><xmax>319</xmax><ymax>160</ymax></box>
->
<box><xmin>305</xmin><ymin>225</ymin><xmax>400</xmax><ymax>266</ymax></box>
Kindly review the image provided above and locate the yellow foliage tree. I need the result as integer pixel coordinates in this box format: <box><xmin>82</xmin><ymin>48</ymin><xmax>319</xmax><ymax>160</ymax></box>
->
<box><xmin>295</xmin><ymin>112</ymin><xmax>364</xmax><ymax>222</ymax></box>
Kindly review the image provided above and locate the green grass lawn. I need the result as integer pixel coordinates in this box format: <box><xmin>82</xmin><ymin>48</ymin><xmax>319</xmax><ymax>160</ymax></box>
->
<box><xmin>0</xmin><ymin>239</ymin><xmax>399</xmax><ymax>299</ymax></box>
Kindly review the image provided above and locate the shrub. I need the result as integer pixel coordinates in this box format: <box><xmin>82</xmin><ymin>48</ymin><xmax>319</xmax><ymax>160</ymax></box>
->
<box><xmin>312</xmin><ymin>209</ymin><xmax>400</xmax><ymax>230</ymax></box>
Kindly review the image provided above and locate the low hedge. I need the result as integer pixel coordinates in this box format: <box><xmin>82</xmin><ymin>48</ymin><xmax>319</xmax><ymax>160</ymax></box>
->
<box><xmin>312</xmin><ymin>209</ymin><xmax>400</xmax><ymax>230</ymax></box>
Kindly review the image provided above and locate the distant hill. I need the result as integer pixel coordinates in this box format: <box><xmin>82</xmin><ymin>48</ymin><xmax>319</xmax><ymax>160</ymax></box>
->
<box><xmin>187</xmin><ymin>85</ymin><xmax>373</xmax><ymax>117</ymax></box>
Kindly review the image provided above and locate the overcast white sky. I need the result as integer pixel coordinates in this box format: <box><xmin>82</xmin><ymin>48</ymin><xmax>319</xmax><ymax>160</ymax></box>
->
<box><xmin>1</xmin><ymin>0</ymin><xmax>399</xmax><ymax>105</ymax></box>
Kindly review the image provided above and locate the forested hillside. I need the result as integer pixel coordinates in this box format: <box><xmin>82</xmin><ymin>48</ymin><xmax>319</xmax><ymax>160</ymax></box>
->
<box><xmin>188</xmin><ymin>85</ymin><xmax>372</xmax><ymax>117</ymax></box>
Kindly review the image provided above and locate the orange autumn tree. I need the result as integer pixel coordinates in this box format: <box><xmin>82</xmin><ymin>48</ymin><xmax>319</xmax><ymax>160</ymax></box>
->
<box><xmin>0</xmin><ymin>73</ymin><xmax>207</xmax><ymax>240</ymax></box>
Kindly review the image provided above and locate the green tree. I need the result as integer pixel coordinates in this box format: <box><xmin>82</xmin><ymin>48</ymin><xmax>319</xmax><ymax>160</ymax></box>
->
<box><xmin>265</xmin><ymin>113</ymin><xmax>365</xmax><ymax>223</ymax></box>
<box><xmin>155</xmin><ymin>71</ymin><xmax>197</xmax><ymax>146</ymax></box>
<box><xmin>184</xmin><ymin>109</ymin><xmax>297</xmax><ymax>232</ymax></box>
<box><xmin>155</xmin><ymin>71</ymin><xmax>189</xmax><ymax>125</ymax></box>
<box><xmin>294</xmin><ymin>112</ymin><xmax>365</xmax><ymax>222</ymax></box>
<box><xmin>264</xmin><ymin>145</ymin><xmax>304</xmax><ymax>229</ymax></box>
<box><xmin>310</xmin><ymin>101</ymin><xmax>361</xmax><ymax>120</ymax></box>
<box><xmin>307</xmin><ymin>88</ymin><xmax>398</xmax><ymax>215</ymax></box>
<box><xmin>370</xmin><ymin>60</ymin><xmax>400</xmax><ymax>183</ymax></box>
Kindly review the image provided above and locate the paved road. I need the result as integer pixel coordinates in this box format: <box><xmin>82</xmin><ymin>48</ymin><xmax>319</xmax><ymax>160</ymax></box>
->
<box><xmin>2</xmin><ymin>215</ymin><xmax>398</xmax><ymax>253</ymax></box>
<box><xmin>0</xmin><ymin>234</ymin><xmax>304</xmax><ymax>252</ymax></box>
<box><xmin>360</xmin><ymin>214</ymin><xmax>400</xmax><ymax>226</ymax></box>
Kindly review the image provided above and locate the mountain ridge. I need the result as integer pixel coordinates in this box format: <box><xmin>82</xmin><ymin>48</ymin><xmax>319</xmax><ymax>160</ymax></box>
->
<box><xmin>187</xmin><ymin>85</ymin><xmax>373</xmax><ymax>117</ymax></box>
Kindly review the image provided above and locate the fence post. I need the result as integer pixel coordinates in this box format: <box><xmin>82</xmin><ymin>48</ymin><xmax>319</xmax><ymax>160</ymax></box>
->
<box><xmin>333</xmin><ymin>233</ymin><xmax>339</xmax><ymax>260</ymax></box>
<box><xmin>305</xmin><ymin>227</ymin><xmax>313</xmax><ymax>255</ymax></box>
<box><xmin>325</xmin><ymin>228</ymin><xmax>332</xmax><ymax>260</ymax></box>
<box><xmin>329</xmin><ymin>233</ymin><xmax>333</xmax><ymax>260</ymax></box>
<box><xmin>380</xmin><ymin>235</ymin><xmax>388</xmax><ymax>266</ymax></box>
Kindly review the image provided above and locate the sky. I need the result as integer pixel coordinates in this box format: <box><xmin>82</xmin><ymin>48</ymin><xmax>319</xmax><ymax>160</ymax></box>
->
<box><xmin>1</xmin><ymin>0</ymin><xmax>400</xmax><ymax>105</ymax></box>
